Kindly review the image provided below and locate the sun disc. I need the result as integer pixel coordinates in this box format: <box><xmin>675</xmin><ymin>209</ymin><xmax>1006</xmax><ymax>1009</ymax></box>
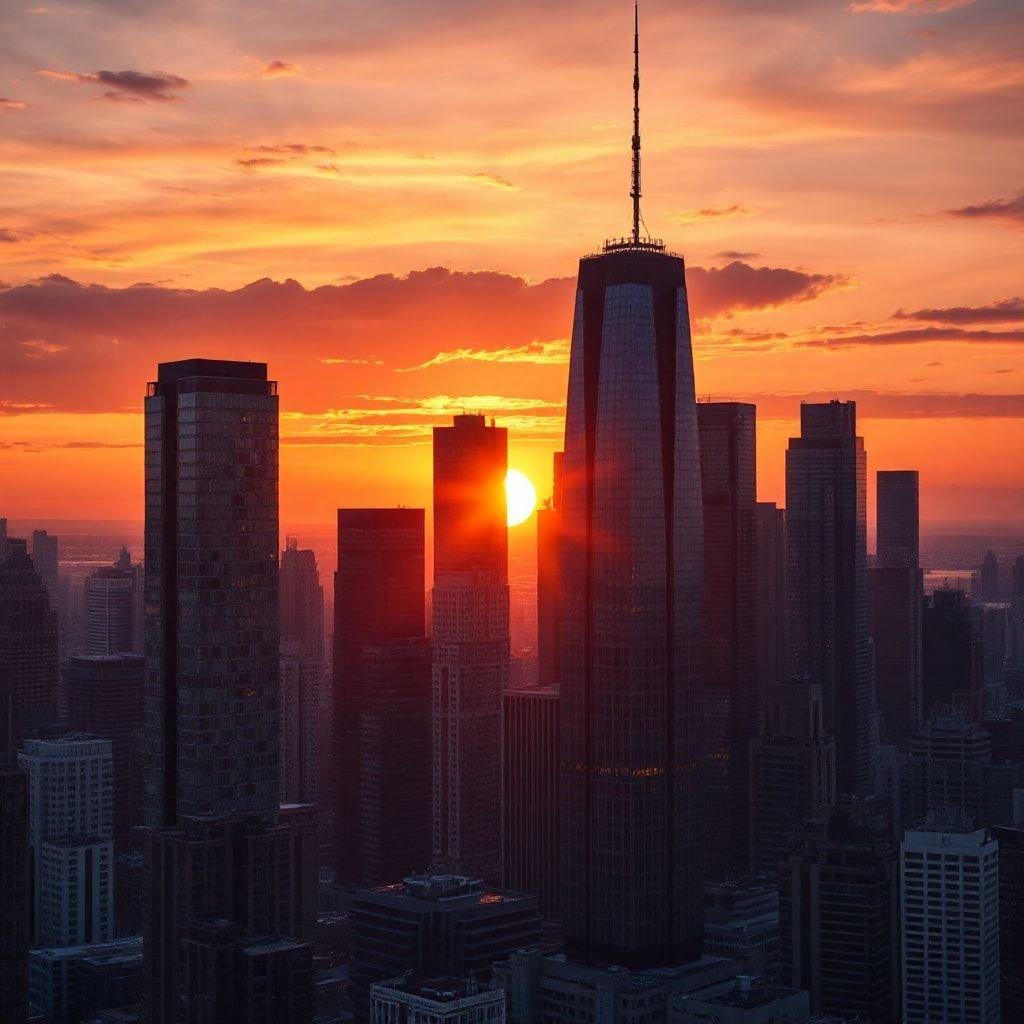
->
<box><xmin>505</xmin><ymin>468</ymin><xmax>537</xmax><ymax>527</ymax></box>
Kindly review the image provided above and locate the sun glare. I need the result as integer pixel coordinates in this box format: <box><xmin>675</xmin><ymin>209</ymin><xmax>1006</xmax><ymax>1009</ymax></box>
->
<box><xmin>505</xmin><ymin>468</ymin><xmax>537</xmax><ymax>527</ymax></box>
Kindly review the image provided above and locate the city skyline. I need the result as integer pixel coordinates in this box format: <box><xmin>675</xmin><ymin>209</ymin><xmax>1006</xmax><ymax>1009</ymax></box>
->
<box><xmin>2</xmin><ymin>1</ymin><xmax>1023</xmax><ymax>529</ymax></box>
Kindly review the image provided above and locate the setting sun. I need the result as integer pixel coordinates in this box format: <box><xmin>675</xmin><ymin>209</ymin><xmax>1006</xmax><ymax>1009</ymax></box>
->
<box><xmin>505</xmin><ymin>468</ymin><xmax>537</xmax><ymax>527</ymax></box>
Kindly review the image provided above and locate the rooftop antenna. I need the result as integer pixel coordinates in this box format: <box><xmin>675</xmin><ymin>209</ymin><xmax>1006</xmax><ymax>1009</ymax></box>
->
<box><xmin>631</xmin><ymin>2</ymin><xmax>641</xmax><ymax>244</ymax></box>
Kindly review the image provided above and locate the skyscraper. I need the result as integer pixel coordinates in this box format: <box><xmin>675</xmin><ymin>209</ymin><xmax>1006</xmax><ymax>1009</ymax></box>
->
<box><xmin>558</xmin><ymin>6</ymin><xmax>704</xmax><ymax>969</ymax></box>
<box><xmin>502</xmin><ymin>686</ymin><xmax>560</xmax><ymax>918</ymax></box>
<box><xmin>141</xmin><ymin>358</ymin><xmax>312</xmax><ymax>1023</ymax></box>
<box><xmin>0</xmin><ymin>538</ymin><xmax>60</xmax><ymax>753</ymax></box>
<box><xmin>786</xmin><ymin>400</ymin><xmax>875</xmax><ymax>795</ymax></box>
<box><xmin>901</xmin><ymin>824</ymin><xmax>1001</xmax><ymax>1024</ymax></box>
<box><xmin>334</xmin><ymin>508</ymin><xmax>432</xmax><ymax>888</ymax></box>
<box><xmin>697</xmin><ymin>401</ymin><xmax>757</xmax><ymax>878</ymax></box>
<box><xmin>31</xmin><ymin>529</ymin><xmax>59</xmax><ymax>595</ymax></box>
<box><xmin>84</xmin><ymin>548</ymin><xmax>138</xmax><ymax>657</ymax></box>
<box><xmin>755</xmin><ymin>502</ymin><xmax>787</xmax><ymax>697</ymax></box>
<box><xmin>870</xmin><ymin>470</ymin><xmax>923</xmax><ymax>745</ymax></box>
<box><xmin>994</xmin><ymin>802</ymin><xmax>1024</xmax><ymax>1022</ymax></box>
<box><xmin>922</xmin><ymin>588</ymin><xmax>982</xmax><ymax>714</ymax></box>
<box><xmin>0</xmin><ymin>757</ymin><xmax>31</xmax><ymax>1024</ymax></box>
<box><xmin>143</xmin><ymin>358</ymin><xmax>280</xmax><ymax>826</ymax></box>
<box><xmin>432</xmin><ymin>415</ymin><xmax>509</xmax><ymax>881</ymax></box>
<box><xmin>975</xmin><ymin>550</ymin><xmax>1000</xmax><ymax>601</ymax></box>
<box><xmin>19</xmin><ymin>734</ymin><xmax>115</xmax><ymax>948</ymax></box>
<box><xmin>536</xmin><ymin>452</ymin><xmax>564</xmax><ymax>688</ymax></box>
<box><xmin>280</xmin><ymin>537</ymin><xmax>325</xmax><ymax>659</ymax></box>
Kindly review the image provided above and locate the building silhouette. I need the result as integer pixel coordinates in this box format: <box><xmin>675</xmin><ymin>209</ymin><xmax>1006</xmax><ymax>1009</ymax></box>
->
<box><xmin>0</xmin><ymin>757</ymin><xmax>30</xmax><ymax>1023</ymax></box>
<box><xmin>755</xmin><ymin>502</ymin><xmax>787</xmax><ymax>699</ymax></box>
<box><xmin>65</xmin><ymin>654</ymin><xmax>145</xmax><ymax>853</ymax></box>
<box><xmin>501</xmin><ymin>685</ymin><xmax>560</xmax><ymax>918</ymax></box>
<box><xmin>0</xmin><ymin>539</ymin><xmax>60</xmax><ymax>753</ymax></box>
<box><xmin>432</xmin><ymin>416</ymin><xmax>509</xmax><ymax>881</ymax></box>
<box><xmin>901</xmin><ymin>824</ymin><xmax>1000</xmax><ymax>1024</ymax></box>
<box><xmin>536</xmin><ymin>452</ymin><xmax>564</xmax><ymax>688</ymax></box>
<box><xmin>974</xmin><ymin>550</ymin><xmax>1000</xmax><ymax>602</ymax></box>
<box><xmin>31</xmin><ymin>529</ymin><xmax>59</xmax><ymax>596</ymax></box>
<box><xmin>922</xmin><ymin>588</ymin><xmax>982</xmax><ymax>715</ymax></box>
<box><xmin>786</xmin><ymin>401</ymin><xmax>875</xmax><ymax>795</ymax></box>
<box><xmin>994</xmin><ymin>802</ymin><xmax>1024</xmax><ymax>1022</ymax></box>
<box><xmin>870</xmin><ymin>470</ymin><xmax>923</xmax><ymax>745</ymax></box>
<box><xmin>370</xmin><ymin>976</ymin><xmax>506</xmax><ymax>1024</ymax></box>
<box><xmin>141</xmin><ymin>358</ymin><xmax>313</xmax><ymax>1023</ymax></box>
<box><xmin>20</xmin><ymin>734</ymin><xmax>115</xmax><ymax>948</ymax></box>
<box><xmin>697</xmin><ymin>401</ymin><xmax>757</xmax><ymax>878</ymax></box>
<box><xmin>334</xmin><ymin>508</ymin><xmax>432</xmax><ymax>888</ymax></box>
<box><xmin>85</xmin><ymin>548</ymin><xmax>141</xmax><ymax>657</ymax></box>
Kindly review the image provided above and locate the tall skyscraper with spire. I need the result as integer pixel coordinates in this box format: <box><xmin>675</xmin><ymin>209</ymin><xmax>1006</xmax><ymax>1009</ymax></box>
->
<box><xmin>559</xmin><ymin>5</ymin><xmax>704</xmax><ymax>967</ymax></box>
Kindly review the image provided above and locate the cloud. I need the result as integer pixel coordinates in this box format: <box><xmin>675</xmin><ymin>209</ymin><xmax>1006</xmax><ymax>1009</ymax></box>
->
<box><xmin>468</xmin><ymin>172</ymin><xmax>516</xmax><ymax>190</ymax></box>
<box><xmin>687</xmin><ymin>261</ymin><xmax>847</xmax><ymax>317</ymax></box>
<box><xmin>947</xmin><ymin>190</ymin><xmax>1024</xmax><ymax>226</ymax></box>
<box><xmin>894</xmin><ymin>298</ymin><xmax>1024</xmax><ymax>325</ymax></box>
<box><xmin>36</xmin><ymin>68</ymin><xmax>190</xmax><ymax>103</ymax></box>
<box><xmin>802</xmin><ymin>326</ymin><xmax>1024</xmax><ymax>348</ymax></box>
<box><xmin>747</xmin><ymin>389</ymin><xmax>1024</xmax><ymax>421</ymax></box>
<box><xmin>668</xmin><ymin>205</ymin><xmax>753</xmax><ymax>224</ymax></box>
<box><xmin>0</xmin><ymin>98</ymin><xmax>27</xmax><ymax>110</ymax></box>
<box><xmin>248</xmin><ymin>143</ymin><xmax>335</xmax><ymax>156</ymax></box>
<box><xmin>713</xmin><ymin>250</ymin><xmax>761</xmax><ymax>261</ymax></box>
<box><xmin>849</xmin><ymin>0</ymin><xmax>974</xmax><ymax>12</ymax></box>
<box><xmin>319</xmin><ymin>357</ymin><xmax>384</xmax><ymax>365</ymax></box>
<box><xmin>0</xmin><ymin>229</ymin><xmax>20</xmax><ymax>243</ymax></box>
<box><xmin>234</xmin><ymin>157</ymin><xmax>286</xmax><ymax>169</ymax></box>
<box><xmin>20</xmin><ymin>339</ymin><xmax>67</xmax><ymax>357</ymax></box>
<box><xmin>261</xmin><ymin>60</ymin><xmax>302</xmax><ymax>79</ymax></box>
<box><xmin>399</xmin><ymin>339</ymin><xmax>569</xmax><ymax>371</ymax></box>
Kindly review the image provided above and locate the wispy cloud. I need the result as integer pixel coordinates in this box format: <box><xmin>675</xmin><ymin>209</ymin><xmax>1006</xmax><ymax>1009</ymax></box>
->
<box><xmin>260</xmin><ymin>60</ymin><xmax>302</xmax><ymax>79</ymax></box>
<box><xmin>399</xmin><ymin>338</ymin><xmax>569</xmax><ymax>372</ymax></box>
<box><xmin>894</xmin><ymin>297</ymin><xmax>1024</xmax><ymax>325</ymax></box>
<box><xmin>36</xmin><ymin>68</ymin><xmax>190</xmax><ymax>103</ymax></box>
<box><xmin>849</xmin><ymin>0</ymin><xmax>973</xmax><ymax>11</ymax></box>
<box><xmin>668</xmin><ymin>204</ymin><xmax>754</xmax><ymax>224</ymax></box>
<box><xmin>947</xmin><ymin>190</ymin><xmax>1024</xmax><ymax>226</ymax></box>
<box><xmin>20</xmin><ymin>339</ymin><xmax>67</xmax><ymax>357</ymax></box>
<box><xmin>0</xmin><ymin>98</ymin><xmax>27</xmax><ymax>110</ymax></box>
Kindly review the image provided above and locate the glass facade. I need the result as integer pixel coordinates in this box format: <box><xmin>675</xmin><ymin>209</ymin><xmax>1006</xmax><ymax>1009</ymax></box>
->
<box><xmin>560</xmin><ymin>245</ymin><xmax>703</xmax><ymax>967</ymax></box>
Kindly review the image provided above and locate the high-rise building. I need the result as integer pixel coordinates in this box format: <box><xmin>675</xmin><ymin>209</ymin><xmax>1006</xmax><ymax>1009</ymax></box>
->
<box><xmin>349</xmin><ymin>874</ymin><xmax>541</xmax><ymax>1019</ymax></box>
<box><xmin>701</xmin><ymin>880</ymin><xmax>780</xmax><ymax>980</ymax></box>
<box><xmin>31</xmin><ymin>528</ymin><xmax>59</xmax><ymax>595</ymax></box>
<box><xmin>536</xmin><ymin>452</ymin><xmax>564</xmax><ymax>688</ymax></box>
<box><xmin>334</xmin><ymin>508</ymin><xmax>432</xmax><ymax>888</ymax></box>
<box><xmin>501</xmin><ymin>686</ymin><xmax>560</xmax><ymax>918</ymax></box>
<box><xmin>432</xmin><ymin>415</ymin><xmax>509</xmax><ymax>881</ymax></box>
<box><xmin>974</xmin><ymin>550</ymin><xmax>1000</xmax><ymax>602</ymax></box>
<box><xmin>901</xmin><ymin>824</ymin><xmax>1000</xmax><ymax>1024</ymax></box>
<box><xmin>65</xmin><ymin>654</ymin><xmax>145</xmax><ymax>852</ymax></box>
<box><xmin>19</xmin><ymin>734</ymin><xmax>115</xmax><ymax>947</ymax></box>
<box><xmin>141</xmin><ymin>358</ymin><xmax>312</xmax><ymax>1023</ymax></box>
<box><xmin>995</xmin><ymin>800</ymin><xmax>1024</xmax><ymax>1022</ymax></box>
<box><xmin>750</xmin><ymin>683</ymin><xmax>835</xmax><ymax>877</ymax></box>
<box><xmin>786</xmin><ymin>401</ymin><xmax>875</xmax><ymax>795</ymax></box>
<box><xmin>0</xmin><ymin>758</ymin><xmax>31</xmax><ymax>1024</ymax></box>
<box><xmin>779</xmin><ymin>799</ymin><xmax>899</xmax><ymax>1024</ymax></box>
<box><xmin>755</xmin><ymin>502</ymin><xmax>787</xmax><ymax>698</ymax></box>
<box><xmin>0</xmin><ymin>538</ymin><xmax>60</xmax><ymax>753</ymax></box>
<box><xmin>870</xmin><ymin>470</ymin><xmax>923</xmax><ymax>746</ymax></box>
<box><xmin>280</xmin><ymin>537</ymin><xmax>325</xmax><ymax>659</ymax></box>
<box><xmin>922</xmin><ymin>588</ymin><xmax>982</xmax><ymax>715</ymax></box>
<box><xmin>697</xmin><ymin>401</ymin><xmax>757</xmax><ymax>878</ymax></box>
<box><xmin>85</xmin><ymin>548</ymin><xmax>140</xmax><ymax>656</ymax></box>
<box><xmin>371</xmin><ymin>976</ymin><xmax>507</xmax><ymax>1024</ymax></box>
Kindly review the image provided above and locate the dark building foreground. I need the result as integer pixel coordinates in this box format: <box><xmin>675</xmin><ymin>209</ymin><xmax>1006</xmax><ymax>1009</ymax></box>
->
<box><xmin>0</xmin><ymin>759</ymin><xmax>30</xmax><ymax>1024</ymax></box>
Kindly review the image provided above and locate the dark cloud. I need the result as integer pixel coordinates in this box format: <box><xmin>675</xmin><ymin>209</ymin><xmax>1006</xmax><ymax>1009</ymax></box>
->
<box><xmin>803</xmin><ymin>326</ymin><xmax>1024</xmax><ymax>347</ymax></box>
<box><xmin>0</xmin><ymin>230</ymin><xmax>19</xmax><ymax>243</ymax></box>
<box><xmin>740</xmin><ymin>389</ymin><xmax>1024</xmax><ymax>421</ymax></box>
<box><xmin>248</xmin><ymin>143</ymin><xmax>335</xmax><ymax>156</ymax></box>
<box><xmin>894</xmin><ymin>297</ymin><xmax>1024</xmax><ymax>324</ymax></box>
<box><xmin>261</xmin><ymin>60</ymin><xmax>302</xmax><ymax>78</ymax></box>
<box><xmin>37</xmin><ymin>68</ymin><xmax>189</xmax><ymax>103</ymax></box>
<box><xmin>234</xmin><ymin>157</ymin><xmax>286</xmax><ymax>169</ymax></box>
<box><xmin>713</xmin><ymin>250</ymin><xmax>761</xmax><ymax>260</ymax></box>
<box><xmin>687</xmin><ymin>261</ymin><xmax>846</xmax><ymax>317</ymax></box>
<box><xmin>947</xmin><ymin>190</ymin><xmax>1024</xmax><ymax>225</ymax></box>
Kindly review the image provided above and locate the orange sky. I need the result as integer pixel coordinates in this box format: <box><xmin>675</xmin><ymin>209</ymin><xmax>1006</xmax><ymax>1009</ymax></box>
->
<box><xmin>1</xmin><ymin>0</ymin><xmax>1022</xmax><ymax>529</ymax></box>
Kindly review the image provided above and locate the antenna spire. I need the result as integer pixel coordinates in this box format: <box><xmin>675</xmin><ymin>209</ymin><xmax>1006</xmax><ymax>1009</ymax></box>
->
<box><xmin>631</xmin><ymin>2</ymin><xmax>641</xmax><ymax>244</ymax></box>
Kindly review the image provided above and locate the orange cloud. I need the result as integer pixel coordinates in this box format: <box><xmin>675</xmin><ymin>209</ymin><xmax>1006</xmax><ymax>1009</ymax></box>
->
<box><xmin>399</xmin><ymin>339</ymin><xmax>570</xmax><ymax>372</ymax></box>
<box><xmin>261</xmin><ymin>60</ymin><xmax>303</xmax><ymax>79</ymax></box>
<box><xmin>849</xmin><ymin>0</ymin><xmax>974</xmax><ymax>11</ymax></box>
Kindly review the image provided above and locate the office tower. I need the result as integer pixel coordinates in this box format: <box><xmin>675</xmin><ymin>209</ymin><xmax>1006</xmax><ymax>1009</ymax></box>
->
<box><xmin>755</xmin><ymin>502</ymin><xmax>787</xmax><ymax>696</ymax></box>
<box><xmin>19</xmin><ymin>734</ymin><xmax>115</xmax><ymax>947</ymax></box>
<box><xmin>0</xmin><ymin>758</ymin><xmax>30</xmax><ymax>1024</ymax></box>
<box><xmin>870</xmin><ymin>470</ymin><xmax>923</xmax><ymax>745</ymax></box>
<box><xmin>750</xmin><ymin>683</ymin><xmax>835</xmax><ymax>876</ymax></box>
<box><xmin>922</xmin><ymin>589</ymin><xmax>982</xmax><ymax>714</ymax></box>
<box><xmin>1011</xmin><ymin>555</ymin><xmax>1024</xmax><ymax>690</ymax></box>
<box><xmin>906</xmin><ymin>703</ymin><xmax>1021</xmax><ymax>828</ymax></box>
<box><xmin>0</xmin><ymin>538</ymin><xmax>60</xmax><ymax>753</ymax></box>
<box><xmin>370</xmin><ymin>976</ymin><xmax>507</xmax><ymax>1024</ymax></box>
<box><xmin>31</xmin><ymin>528</ymin><xmax>59</xmax><ymax>594</ymax></box>
<box><xmin>702</xmin><ymin>880</ymin><xmax>780</xmax><ymax>979</ymax></box>
<box><xmin>334</xmin><ymin>508</ymin><xmax>432</xmax><ymax>888</ymax></box>
<box><xmin>0</xmin><ymin>516</ymin><xmax>7</xmax><ymax>555</ymax></box>
<box><xmin>349</xmin><ymin>874</ymin><xmax>542</xmax><ymax>1018</ymax></box>
<box><xmin>29</xmin><ymin>936</ymin><xmax>142</xmax><ymax>1024</ymax></box>
<box><xmin>778</xmin><ymin>799</ymin><xmax>899</xmax><ymax>1024</ymax></box>
<box><xmin>65</xmin><ymin>654</ymin><xmax>146</xmax><ymax>851</ymax></box>
<box><xmin>536</xmin><ymin>452</ymin><xmax>564</xmax><ymax>687</ymax></box>
<box><xmin>974</xmin><ymin>550</ymin><xmax>1000</xmax><ymax>601</ymax></box>
<box><xmin>501</xmin><ymin>686</ymin><xmax>560</xmax><ymax>918</ymax></box>
<box><xmin>142</xmin><ymin>359</ymin><xmax>312</xmax><ymax>1024</ymax></box>
<box><xmin>85</xmin><ymin>548</ymin><xmax>138</xmax><ymax>656</ymax></box>
<box><xmin>787</xmin><ymin>401</ymin><xmax>875</xmax><ymax>795</ymax></box>
<box><xmin>280</xmin><ymin>537</ymin><xmax>325</xmax><ymax>658</ymax></box>
<box><xmin>994</xmin><ymin>802</ymin><xmax>1024</xmax><ymax>1022</ymax></box>
<box><xmin>901</xmin><ymin>824</ymin><xmax>1000</xmax><ymax>1024</ymax></box>
<box><xmin>432</xmin><ymin>415</ymin><xmax>509</xmax><ymax>881</ymax></box>
<box><xmin>558</xmin><ymin>9</ymin><xmax>705</xmax><ymax>965</ymax></box>
<box><xmin>698</xmin><ymin>401</ymin><xmax>757</xmax><ymax>878</ymax></box>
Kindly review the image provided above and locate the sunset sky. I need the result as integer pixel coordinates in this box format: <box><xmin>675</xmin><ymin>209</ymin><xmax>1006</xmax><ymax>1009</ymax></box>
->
<box><xmin>2</xmin><ymin>0</ymin><xmax>1022</xmax><ymax>531</ymax></box>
